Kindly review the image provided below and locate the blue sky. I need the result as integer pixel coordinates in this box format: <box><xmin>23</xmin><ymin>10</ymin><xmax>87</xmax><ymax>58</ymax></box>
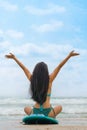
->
<box><xmin>0</xmin><ymin>0</ymin><xmax>87</xmax><ymax>97</ymax></box>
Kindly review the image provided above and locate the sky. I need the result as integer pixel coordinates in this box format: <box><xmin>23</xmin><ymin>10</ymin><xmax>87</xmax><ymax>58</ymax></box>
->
<box><xmin>0</xmin><ymin>0</ymin><xmax>87</xmax><ymax>98</ymax></box>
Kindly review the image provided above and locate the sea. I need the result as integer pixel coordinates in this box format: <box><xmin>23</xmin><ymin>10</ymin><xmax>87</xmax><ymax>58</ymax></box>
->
<box><xmin>0</xmin><ymin>97</ymin><xmax>87</xmax><ymax>120</ymax></box>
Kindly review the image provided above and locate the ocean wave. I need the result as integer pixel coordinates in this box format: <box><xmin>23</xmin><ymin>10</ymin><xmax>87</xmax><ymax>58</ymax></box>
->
<box><xmin>0</xmin><ymin>97</ymin><xmax>87</xmax><ymax>117</ymax></box>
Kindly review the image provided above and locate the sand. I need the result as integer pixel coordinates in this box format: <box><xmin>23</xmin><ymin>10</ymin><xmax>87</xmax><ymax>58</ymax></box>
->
<box><xmin>0</xmin><ymin>118</ymin><xmax>87</xmax><ymax>130</ymax></box>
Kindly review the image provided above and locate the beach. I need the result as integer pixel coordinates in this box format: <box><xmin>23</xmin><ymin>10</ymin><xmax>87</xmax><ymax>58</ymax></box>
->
<box><xmin>0</xmin><ymin>118</ymin><xmax>87</xmax><ymax>130</ymax></box>
<box><xmin>0</xmin><ymin>97</ymin><xmax>87</xmax><ymax>130</ymax></box>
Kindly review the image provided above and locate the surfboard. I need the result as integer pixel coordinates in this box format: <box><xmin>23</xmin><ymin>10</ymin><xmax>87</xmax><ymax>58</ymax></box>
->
<box><xmin>22</xmin><ymin>114</ymin><xmax>58</xmax><ymax>124</ymax></box>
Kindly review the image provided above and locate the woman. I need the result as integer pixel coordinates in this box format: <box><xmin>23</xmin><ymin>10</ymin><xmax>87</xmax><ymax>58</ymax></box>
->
<box><xmin>5</xmin><ymin>50</ymin><xmax>79</xmax><ymax>118</ymax></box>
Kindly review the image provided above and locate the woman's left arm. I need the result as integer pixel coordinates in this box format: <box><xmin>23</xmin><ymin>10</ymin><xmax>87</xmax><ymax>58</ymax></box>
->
<box><xmin>49</xmin><ymin>50</ymin><xmax>80</xmax><ymax>83</ymax></box>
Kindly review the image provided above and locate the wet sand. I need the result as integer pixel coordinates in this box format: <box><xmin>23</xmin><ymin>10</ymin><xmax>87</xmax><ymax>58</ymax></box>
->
<box><xmin>0</xmin><ymin>118</ymin><xmax>87</xmax><ymax>130</ymax></box>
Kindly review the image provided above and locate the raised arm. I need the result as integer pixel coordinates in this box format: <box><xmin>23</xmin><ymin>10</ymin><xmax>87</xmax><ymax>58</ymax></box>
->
<box><xmin>5</xmin><ymin>53</ymin><xmax>32</xmax><ymax>81</ymax></box>
<box><xmin>50</xmin><ymin>50</ymin><xmax>79</xmax><ymax>82</ymax></box>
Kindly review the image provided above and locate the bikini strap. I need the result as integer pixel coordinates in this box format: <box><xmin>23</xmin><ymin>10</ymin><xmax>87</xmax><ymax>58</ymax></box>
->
<box><xmin>40</xmin><ymin>104</ymin><xmax>43</xmax><ymax>111</ymax></box>
<box><xmin>47</xmin><ymin>93</ymin><xmax>51</xmax><ymax>97</ymax></box>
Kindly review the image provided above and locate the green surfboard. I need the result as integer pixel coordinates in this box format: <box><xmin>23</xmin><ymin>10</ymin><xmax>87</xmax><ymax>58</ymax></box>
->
<box><xmin>22</xmin><ymin>114</ymin><xmax>58</xmax><ymax>124</ymax></box>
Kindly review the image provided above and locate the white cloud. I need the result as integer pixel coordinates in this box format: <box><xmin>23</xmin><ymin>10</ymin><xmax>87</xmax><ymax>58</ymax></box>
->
<box><xmin>0</xmin><ymin>30</ymin><xmax>4</xmax><ymax>41</ymax></box>
<box><xmin>5</xmin><ymin>30</ymin><xmax>24</xmax><ymax>39</ymax></box>
<box><xmin>31</xmin><ymin>20</ymin><xmax>64</xmax><ymax>32</ymax></box>
<box><xmin>9</xmin><ymin>43</ymin><xmax>30</xmax><ymax>55</ymax></box>
<box><xmin>24</xmin><ymin>3</ymin><xmax>66</xmax><ymax>15</ymax></box>
<box><xmin>28</xmin><ymin>43</ymin><xmax>72</xmax><ymax>56</ymax></box>
<box><xmin>0</xmin><ymin>66</ymin><xmax>28</xmax><ymax>96</ymax></box>
<box><xmin>0</xmin><ymin>1</ymin><xmax>18</xmax><ymax>11</ymax></box>
<box><xmin>0</xmin><ymin>40</ymin><xmax>73</xmax><ymax>58</ymax></box>
<box><xmin>1</xmin><ymin>40</ymin><xmax>86</xmax><ymax>61</ymax></box>
<box><xmin>0</xmin><ymin>40</ymin><xmax>11</xmax><ymax>49</ymax></box>
<box><xmin>0</xmin><ymin>29</ymin><xmax>24</xmax><ymax>39</ymax></box>
<box><xmin>0</xmin><ymin>29</ymin><xmax>4</xmax><ymax>36</ymax></box>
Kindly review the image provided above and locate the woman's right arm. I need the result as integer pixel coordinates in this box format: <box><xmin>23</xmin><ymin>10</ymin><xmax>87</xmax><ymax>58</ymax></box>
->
<box><xmin>5</xmin><ymin>53</ymin><xmax>32</xmax><ymax>81</ymax></box>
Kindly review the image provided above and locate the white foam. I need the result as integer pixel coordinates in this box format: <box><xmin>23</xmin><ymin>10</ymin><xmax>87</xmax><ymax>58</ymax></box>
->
<box><xmin>0</xmin><ymin>97</ymin><xmax>87</xmax><ymax>117</ymax></box>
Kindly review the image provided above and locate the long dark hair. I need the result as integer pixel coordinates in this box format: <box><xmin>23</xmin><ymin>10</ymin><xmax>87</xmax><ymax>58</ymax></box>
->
<box><xmin>30</xmin><ymin>62</ymin><xmax>49</xmax><ymax>105</ymax></box>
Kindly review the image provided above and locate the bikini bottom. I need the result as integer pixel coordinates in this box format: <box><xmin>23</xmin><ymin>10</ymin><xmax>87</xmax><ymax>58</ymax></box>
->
<box><xmin>32</xmin><ymin>106</ymin><xmax>55</xmax><ymax>116</ymax></box>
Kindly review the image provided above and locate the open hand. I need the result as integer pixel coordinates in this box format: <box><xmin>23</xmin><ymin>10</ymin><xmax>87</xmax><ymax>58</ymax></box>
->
<box><xmin>69</xmin><ymin>50</ymin><xmax>80</xmax><ymax>57</ymax></box>
<box><xmin>5</xmin><ymin>53</ymin><xmax>15</xmax><ymax>59</ymax></box>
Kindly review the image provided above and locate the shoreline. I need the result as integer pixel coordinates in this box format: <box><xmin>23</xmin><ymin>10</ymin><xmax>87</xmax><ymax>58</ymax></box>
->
<box><xmin>0</xmin><ymin>118</ymin><xmax>87</xmax><ymax>130</ymax></box>
<box><xmin>1</xmin><ymin>116</ymin><xmax>87</xmax><ymax>126</ymax></box>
